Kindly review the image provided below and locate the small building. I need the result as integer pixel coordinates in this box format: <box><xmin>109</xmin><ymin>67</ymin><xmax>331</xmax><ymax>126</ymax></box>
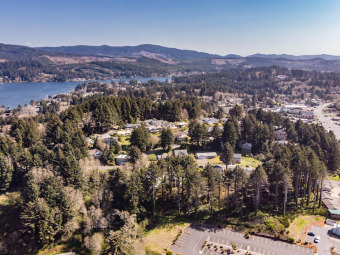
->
<box><xmin>202</xmin><ymin>118</ymin><xmax>218</xmax><ymax>125</ymax></box>
<box><xmin>195</xmin><ymin>152</ymin><xmax>217</xmax><ymax>159</ymax></box>
<box><xmin>115</xmin><ymin>154</ymin><xmax>131</xmax><ymax>165</ymax></box>
<box><xmin>300</xmin><ymin>111</ymin><xmax>314</xmax><ymax>119</ymax></box>
<box><xmin>174</xmin><ymin>132</ymin><xmax>188</xmax><ymax>143</ymax></box>
<box><xmin>213</xmin><ymin>164</ymin><xmax>226</xmax><ymax>172</ymax></box>
<box><xmin>274</xmin><ymin>129</ymin><xmax>287</xmax><ymax>141</ymax></box>
<box><xmin>104</xmin><ymin>137</ymin><xmax>119</xmax><ymax>146</ymax></box>
<box><xmin>86</xmin><ymin>137</ymin><xmax>94</xmax><ymax>146</ymax></box>
<box><xmin>116</xmin><ymin>129</ymin><xmax>132</xmax><ymax>137</ymax></box>
<box><xmin>238</xmin><ymin>142</ymin><xmax>252</xmax><ymax>155</ymax></box>
<box><xmin>125</xmin><ymin>123</ymin><xmax>141</xmax><ymax>129</ymax></box>
<box><xmin>157</xmin><ymin>153</ymin><xmax>168</xmax><ymax>161</ymax></box>
<box><xmin>89</xmin><ymin>149</ymin><xmax>103</xmax><ymax>159</ymax></box>
<box><xmin>177</xmin><ymin>122</ymin><xmax>189</xmax><ymax>127</ymax></box>
<box><xmin>234</xmin><ymin>153</ymin><xmax>242</xmax><ymax>164</ymax></box>
<box><xmin>329</xmin><ymin>209</ymin><xmax>340</xmax><ymax>220</ymax></box>
<box><xmin>147</xmin><ymin>125</ymin><xmax>163</xmax><ymax>133</ymax></box>
<box><xmin>173</xmin><ymin>149</ymin><xmax>188</xmax><ymax>157</ymax></box>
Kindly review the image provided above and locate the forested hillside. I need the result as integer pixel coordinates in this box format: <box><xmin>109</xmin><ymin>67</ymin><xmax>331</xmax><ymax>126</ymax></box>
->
<box><xmin>0</xmin><ymin>90</ymin><xmax>338</xmax><ymax>254</ymax></box>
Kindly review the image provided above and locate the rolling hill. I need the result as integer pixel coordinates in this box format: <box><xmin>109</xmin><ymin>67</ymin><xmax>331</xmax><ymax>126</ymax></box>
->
<box><xmin>37</xmin><ymin>44</ymin><xmax>220</xmax><ymax>61</ymax></box>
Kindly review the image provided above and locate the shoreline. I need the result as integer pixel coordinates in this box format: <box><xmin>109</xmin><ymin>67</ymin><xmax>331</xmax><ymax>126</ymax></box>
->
<box><xmin>0</xmin><ymin>76</ymin><xmax>172</xmax><ymax>109</ymax></box>
<box><xmin>0</xmin><ymin>75</ymin><xmax>175</xmax><ymax>86</ymax></box>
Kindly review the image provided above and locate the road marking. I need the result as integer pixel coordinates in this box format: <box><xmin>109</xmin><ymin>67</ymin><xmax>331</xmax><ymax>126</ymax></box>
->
<box><xmin>193</xmin><ymin>235</ymin><xmax>204</xmax><ymax>251</ymax></box>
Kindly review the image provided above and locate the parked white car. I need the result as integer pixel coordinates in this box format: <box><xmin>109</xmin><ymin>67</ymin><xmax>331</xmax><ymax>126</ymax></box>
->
<box><xmin>314</xmin><ymin>236</ymin><xmax>320</xmax><ymax>243</ymax></box>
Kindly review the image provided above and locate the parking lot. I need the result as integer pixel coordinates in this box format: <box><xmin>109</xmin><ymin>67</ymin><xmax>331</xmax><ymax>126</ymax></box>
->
<box><xmin>172</xmin><ymin>224</ymin><xmax>313</xmax><ymax>255</ymax></box>
<box><xmin>305</xmin><ymin>225</ymin><xmax>340</xmax><ymax>255</ymax></box>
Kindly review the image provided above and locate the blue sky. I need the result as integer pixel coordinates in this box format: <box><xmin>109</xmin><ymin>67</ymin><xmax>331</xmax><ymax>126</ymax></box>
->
<box><xmin>1</xmin><ymin>0</ymin><xmax>340</xmax><ymax>56</ymax></box>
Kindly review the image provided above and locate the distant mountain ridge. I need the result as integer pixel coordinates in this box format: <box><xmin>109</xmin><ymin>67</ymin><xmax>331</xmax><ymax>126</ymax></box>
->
<box><xmin>0</xmin><ymin>43</ymin><xmax>73</xmax><ymax>62</ymax></box>
<box><xmin>37</xmin><ymin>44</ymin><xmax>340</xmax><ymax>61</ymax></box>
<box><xmin>3</xmin><ymin>43</ymin><xmax>340</xmax><ymax>80</ymax></box>
<box><xmin>0</xmin><ymin>43</ymin><xmax>113</xmax><ymax>64</ymax></box>
<box><xmin>37</xmin><ymin>44</ymin><xmax>220</xmax><ymax>61</ymax></box>
<box><xmin>247</xmin><ymin>53</ymin><xmax>340</xmax><ymax>61</ymax></box>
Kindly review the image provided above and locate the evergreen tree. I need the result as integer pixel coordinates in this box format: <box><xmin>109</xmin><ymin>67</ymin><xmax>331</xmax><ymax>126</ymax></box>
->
<box><xmin>160</xmin><ymin>128</ymin><xmax>174</xmax><ymax>151</ymax></box>
<box><xmin>0</xmin><ymin>153</ymin><xmax>13</xmax><ymax>191</ymax></box>
<box><xmin>130</xmin><ymin>126</ymin><xmax>151</xmax><ymax>152</ymax></box>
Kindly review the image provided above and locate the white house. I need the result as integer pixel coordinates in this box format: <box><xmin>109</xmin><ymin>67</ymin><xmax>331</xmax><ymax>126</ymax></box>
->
<box><xmin>157</xmin><ymin>153</ymin><xmax>168</xmax><ymax>161</ymax></box>
<box><xmin>115</xmin><ymin>154</ymin><xmax>131</xmax><ymax>165</ymax></box>
<box><xmin>116</xmin><ymin>129</ymin><xmax>132</xmax><ymax>137</ymax></box>
<box><xmin>234</xmin><ymin>153</ymin><xmax>242</xmax><ymax>164</ymax></box>
<box><xmin>173</xmin><ymin>149</ymin><xmax>188</xmax><ymax>157</ymax></box>
<box><xmin>195</xmin><ymin>152</ymin><xmax>217</xmax><ymax>159</ymax></box>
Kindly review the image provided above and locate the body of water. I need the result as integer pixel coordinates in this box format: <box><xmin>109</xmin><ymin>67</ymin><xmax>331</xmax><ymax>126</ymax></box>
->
<box><xmin>0</xmin><ymin>77</ymin><xmax>171</xmax><ymax>109</ymax></box>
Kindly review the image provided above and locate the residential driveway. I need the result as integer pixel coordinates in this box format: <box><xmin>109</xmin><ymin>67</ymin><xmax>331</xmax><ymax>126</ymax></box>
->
<box><xmin>171</xmin><ymin>224</ymin><xmax>313</xmax><ymax>255</ymax></box>
<box><xmin>305</xmin><ymin>225</ymin><xmax>340</xmax><ymax>255</ymax></box>
<box><xmin>314</xmin><ymin>103</ymin><xmax>340</xmax><ymax>140</ymax></box>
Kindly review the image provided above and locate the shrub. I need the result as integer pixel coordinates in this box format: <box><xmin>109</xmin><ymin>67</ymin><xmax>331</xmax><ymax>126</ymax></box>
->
<box><xmin>283</xmin><ymin>216</ymin><xmax>290</xmax><ymax>228</ymax></box>
<box><xmin>288</xmin><ymin>237</ymin><xmax>295</xmax><ymax>243</ymax></box>
<box><xmin>245</xmin><ymin>233</ymin><xmax>250</xmax><ymax>239</ymax></box>
<box><xmin>173</xmin><ymin>230</ymin><xmax>182</xmax><ymax>244</ymax></box>
<box><xmin>165</xmin><ymin>249</ymin><xmax>173</xmax><ymax>255</ymax></box>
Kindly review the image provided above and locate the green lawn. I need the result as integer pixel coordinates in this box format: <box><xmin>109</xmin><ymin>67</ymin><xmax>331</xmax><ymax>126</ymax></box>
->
<box><xmin>240</xmin><ymin>157</ymin><xmax>262</xmax><ymax>168</ymax></box>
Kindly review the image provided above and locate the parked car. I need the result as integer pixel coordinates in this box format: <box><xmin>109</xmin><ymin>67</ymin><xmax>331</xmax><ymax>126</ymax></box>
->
<box><xmin>307</xmin><ymin>232</ymin><xmax>315</xmax><ymax>236</ymax></box>
<box><xmin>314</xmin><ymin>236</ymin><xmax>320</xmax><ymax>243</ymax></box>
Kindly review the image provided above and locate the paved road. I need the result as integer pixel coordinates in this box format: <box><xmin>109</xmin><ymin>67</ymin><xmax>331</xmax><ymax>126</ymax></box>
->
<box><xmin>171</xmin><ymin>224</ymin><xmax>313</xmax><ymax>255</ymax></box>
<box><xmin>314</xmin><ymin>103</ymin><xmax>340</xmax><ymax>140</ymax></box>
<box><xmin>305</xmin><ymin>225</ymin><xmax>340</xmax><ymax>255</ymax></box>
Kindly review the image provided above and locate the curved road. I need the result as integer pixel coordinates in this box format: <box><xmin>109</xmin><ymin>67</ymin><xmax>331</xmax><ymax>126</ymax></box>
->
<box><xmin>314</xmin><ymin>102</ymin><xmax>340</xmax><ymax>140</ymax></box>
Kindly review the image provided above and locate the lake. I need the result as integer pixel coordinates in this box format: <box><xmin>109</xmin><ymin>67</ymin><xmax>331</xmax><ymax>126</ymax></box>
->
<box><xmin>0</xmin><ymin>77</ymin><xmax>171</xmax><ymax>109</ymax></box>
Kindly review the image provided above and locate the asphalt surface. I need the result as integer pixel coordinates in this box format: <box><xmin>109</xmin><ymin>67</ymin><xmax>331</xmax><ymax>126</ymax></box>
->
<box><xmin>171</xmin><ymin>224</ymin><xmax>313</xmax><ymax>255</ymax></box>
<box><xmin>305</xmin><ymin>225</ymin><xmax>340</xmax><ymax>255</ymax></box>
<box><xmin>314</xmin><ymin>103</ymin><xmax>340</xmax><ymax>140</ymax></box>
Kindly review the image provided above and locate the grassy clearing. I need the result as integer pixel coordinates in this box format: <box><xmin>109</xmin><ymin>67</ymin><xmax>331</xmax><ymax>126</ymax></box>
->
<box><xmin>207</xmin><ymin>156</ymin><xmax>222</xmax><ymax>164</ymax></box>
<box><xmin>0</xmin><ymin>192</ymin><xmax>20</xmax><ymax>206</ymax></box>
<box><xmin>330</xmin><ymin>175</ymin><xmax>340</xmax><ymax>182</ymax></box>
<box><xmin>120</xmin><ymin>136</ymin><xmax>131</xmax><ymax>146</ymax></box>
<box><xmin>0</xmin><ymin>194</ymin><xmax>10</xmax><ymax>206</ymax></box>
<box><xmin>287</xmin><ymin>215</ymin><xmax>325</xmax><ymax>241</ymax></box>
<box><xmin>240</xmin><ymin>157</ymin><xmax>262</xmax><ymax>168</ymax></box>
<box><xmin>143</xmin><ymin>216</ymin><xmax>190</xmax><ymax>254</ymax></box>
<box><xmin>36</xmin><ymin>245</ymin><xmax>68</xmax><ymax>255</ymax></box>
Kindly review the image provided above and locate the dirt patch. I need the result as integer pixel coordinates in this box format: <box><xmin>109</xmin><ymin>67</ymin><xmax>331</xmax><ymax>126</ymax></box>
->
<box><xmin>298</xmin><ymin>219</ymin><xmax>325</xmax><ymax>243</ymax></box>
<box><xmin>143</xmin><ymin>223</ymin><xmax>189</xmax><ymax>254</ymax></box>
<box><xmin>80</xmin><ymin>157</ymin><xmax>116</xmax><ymax>173</ymax></box>
<box><xmin>43</xmin><ymin>55</ymin><xmax>112</xmax><ymax>65</ymax></box>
